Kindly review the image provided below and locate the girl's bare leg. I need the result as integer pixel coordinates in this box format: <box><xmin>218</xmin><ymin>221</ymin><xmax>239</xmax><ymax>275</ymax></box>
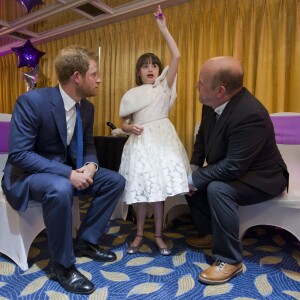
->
<box><xmin>130</xmin><ymin>202</ymin><xmax>146</xmax><ymax>247</ymax></box>
<box><xmin>153</xmin><ymin>201</ymin><xmax>168</xmax><ymax>249</ymax></box>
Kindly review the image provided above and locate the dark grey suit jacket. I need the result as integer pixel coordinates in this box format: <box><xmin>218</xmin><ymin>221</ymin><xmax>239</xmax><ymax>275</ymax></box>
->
<box><xmin>2</xmin><ymin>86</ymin><xmax>98</xmax><ymax>211</ymax></box>
<box><xmin>191</xmin><ymin>88</ymin><xmax>288</xmax><ymax>196</ymax></box>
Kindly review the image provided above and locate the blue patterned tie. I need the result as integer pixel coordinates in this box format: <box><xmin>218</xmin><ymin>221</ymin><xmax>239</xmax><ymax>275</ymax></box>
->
<box><xmin>75</xmin><ymin>103</ymin><xmax>83</xmax><ymax>169</ymax></box>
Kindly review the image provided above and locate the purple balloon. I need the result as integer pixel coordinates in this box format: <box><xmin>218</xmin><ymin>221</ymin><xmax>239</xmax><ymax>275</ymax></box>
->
<box><xmin>11</xmin><ymin>40</ymin><xmax>45</xmax><ymax>68</ymax></box>
<box><xmin>17</xmin><ymin>0</ymin><xmax>44</xmax><ymax>13</ymax></box>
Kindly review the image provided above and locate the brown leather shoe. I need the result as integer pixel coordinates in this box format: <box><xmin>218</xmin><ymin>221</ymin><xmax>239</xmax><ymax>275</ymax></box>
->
<box><xmin>186</xmin><ymin>234</ymin><xmax>212</xmax><ymax>249</ymax></box>
<box><xmin>199</xmin><ymin>261</ymin><xmax>243</xmax><ymax>285</ymax></box>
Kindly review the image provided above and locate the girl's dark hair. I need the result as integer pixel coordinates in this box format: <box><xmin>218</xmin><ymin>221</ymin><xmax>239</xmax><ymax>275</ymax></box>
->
<box><xmin>135</xmin><ymin>53</ymin><xmax>163</xmax><ymax>86</ymax></box>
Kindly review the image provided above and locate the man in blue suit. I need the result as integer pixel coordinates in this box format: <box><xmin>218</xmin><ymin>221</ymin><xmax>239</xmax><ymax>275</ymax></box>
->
<box><xmin>186</xmin><ymin>56</ymin><xmax>288</xmax><ymax>285</ymax></box>
<box><xmin>2</xmin><ymin>45</ymin><xmax>125</xmax><ymax>294</ymax></box>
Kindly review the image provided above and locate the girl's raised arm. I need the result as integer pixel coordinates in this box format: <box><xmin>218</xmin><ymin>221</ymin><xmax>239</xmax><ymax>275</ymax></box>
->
<box><xmin>154</xmin><ymin>5</ymin><xmax>180</xmax><ymax>88</ymax></box>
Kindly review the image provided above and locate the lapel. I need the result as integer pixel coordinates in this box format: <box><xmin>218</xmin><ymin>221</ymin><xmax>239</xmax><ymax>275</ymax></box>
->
<box><xmin>79</xmin><ymin>99</ymin><xmax>87</xmax><ymax>128</ymax></box>
<box><xmin>50</xmin><ymin>86</ymin><xmax>67</xmax><ymax>150</ymax></box>
<box><xmin>205</xmin><ymin>99</ymin><xmax>235</xmax><ymax>155</ymax></box>
<box><xmin>205</xmin><ymin>89</ymin><xmax>245</xmax><ymax>155</ymax></box>
<box><xmin>79</xmin><ymin>98</ymin><xmax>92</xmax><ymax>132</ymax></box>
<box><xmin>204</xmin><ymin>108</ymin><xmax>215</xmax><ymax>153</ymax></box>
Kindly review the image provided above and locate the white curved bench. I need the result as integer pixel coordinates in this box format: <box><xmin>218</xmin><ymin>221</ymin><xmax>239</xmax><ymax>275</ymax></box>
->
<box><xmin>0</xmin><ymin>114</ymin><xmax>81</xmax><ymax>270</ymax></box>
<box><xmin>239</xmin><ymin>113</ymin><xmax>300</xmax><ymax>241</ymax></box>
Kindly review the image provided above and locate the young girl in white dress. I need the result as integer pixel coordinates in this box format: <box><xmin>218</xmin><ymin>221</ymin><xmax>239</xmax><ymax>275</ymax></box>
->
<box><xmin>119</xmin><ymin>5</ymin><xmax>191</xmax><ymax>256</ymax></box>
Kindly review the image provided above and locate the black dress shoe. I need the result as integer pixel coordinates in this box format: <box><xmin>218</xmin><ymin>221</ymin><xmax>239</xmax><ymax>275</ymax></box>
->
<box><xmin>74</xmin><ymin>239</ymin><xmax>117</xmax><ymax>262</ymax></box>
<box><xmin>51</xmin><ymin>263</ymin><xmax>95</xmax><ymax>294</ymax></box>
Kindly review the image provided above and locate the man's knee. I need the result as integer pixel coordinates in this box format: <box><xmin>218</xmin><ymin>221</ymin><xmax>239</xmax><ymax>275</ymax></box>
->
<box><xmin>41</xmin><ymin>178</ymin><xmax>73</xmax><ymax>210</ymax></box>
<box><xmin>48</xmin><ymin>179</ymin><xmax>73</xmax><ymax>200</ymax></box>
<box><xmin>95</xmin><ymin>169</ymin><xmax>125</xmax><ymax>191</ymax></box>
<box><xmin>207</xmin><ymin>181</ymin><xmax>224</xmax><ymax>196</ymax></box>
<box><xmin>108</xmin><ymin>171</ymin><xmax>125</xmax><ymax>189</ymax></box>
<box><xmin>207</xmin><ymin>181</ymin><xmax>238</xmax><ymax>206</ymax></box>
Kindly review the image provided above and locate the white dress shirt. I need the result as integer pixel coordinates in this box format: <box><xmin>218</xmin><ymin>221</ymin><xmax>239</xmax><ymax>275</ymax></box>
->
<box><xmin>59</xmin><ymin>85</ymin><xmax>77</xmax><ymax>146</ymax></box>
<box><xmin>59</xmin><ymin>85</ymin><xmax>98</xmax><ymax>171</ymax></box>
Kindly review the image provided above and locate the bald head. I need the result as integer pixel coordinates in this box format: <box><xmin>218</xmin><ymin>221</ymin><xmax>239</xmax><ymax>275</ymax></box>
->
<box><xmin>202</xmin><ymin>56</ymin><xmax>244</xmax><ymax>93</ymax></box>
<box><xmin>196</xmin><ymin>56</ymin><xmax>244</xmax><ymax>108</ymax></box>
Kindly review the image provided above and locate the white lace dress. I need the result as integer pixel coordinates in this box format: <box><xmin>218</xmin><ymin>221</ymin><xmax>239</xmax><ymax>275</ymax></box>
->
<box><xmin>119</xmin><ymin>67</ymin><xmax>191</xmax><ymax>205</ymax></box>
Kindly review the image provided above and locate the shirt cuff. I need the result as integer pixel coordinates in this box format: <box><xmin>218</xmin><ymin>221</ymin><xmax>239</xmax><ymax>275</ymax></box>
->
<box><xmin>188</xmin><ymin>174</ymin><xmax>194</xmax><ymax>186</ymax></box>
<box><xmin>190</xmin><ymin>164</ymin><xmax>198</xmax><ymax>171</ymax></box>
<box><xmin>85</xmin><ymin>162</ymin><xmax>99</xmax><ymax>171</ymax></box>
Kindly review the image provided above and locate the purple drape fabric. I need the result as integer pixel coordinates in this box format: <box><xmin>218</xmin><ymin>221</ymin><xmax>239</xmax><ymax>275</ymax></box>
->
<box><xmin>1</xmin><ymin>115</ymin><xmax>298</xmax><ymax>152</ymax></box>
<box><xmin>0</xmin><ymin>122</ymin><xmax>10</xmax><ymax>153</ymax></box>
<box><xmin>270</xmin><ymin>116</ymin><xmax>300</xmax><ymax>145</ymax></box>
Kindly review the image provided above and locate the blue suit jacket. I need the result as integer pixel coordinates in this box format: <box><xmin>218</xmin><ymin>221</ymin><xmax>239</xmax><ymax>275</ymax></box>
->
<box><xmin>2</xmin><ymin>86</ymin><xmax>98</xmax><ymax>211</ymax></box>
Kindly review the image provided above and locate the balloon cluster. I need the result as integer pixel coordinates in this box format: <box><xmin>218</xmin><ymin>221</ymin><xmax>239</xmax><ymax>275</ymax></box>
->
<box><xmin>11</xmin><ymin>39</ymin><xmax>47</xmax><ymax>91</ymax></box>
<box><xmin>11</xmin><ymin>2</ymin><xmax>47</xmax><ymax>91</ymax></box>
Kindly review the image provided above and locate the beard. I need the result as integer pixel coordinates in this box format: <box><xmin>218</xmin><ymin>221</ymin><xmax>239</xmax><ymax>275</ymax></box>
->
<box><xmin>77</xmin><ymin>85</ymin><xmax>97</xmax><ymax>98</ymax></box>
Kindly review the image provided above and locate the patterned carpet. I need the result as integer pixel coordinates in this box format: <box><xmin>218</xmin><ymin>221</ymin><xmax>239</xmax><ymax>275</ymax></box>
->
<box><xmin>0</xmin><ymin>198</ymin><xmax>300</xmax><ymax>300</ymax></box>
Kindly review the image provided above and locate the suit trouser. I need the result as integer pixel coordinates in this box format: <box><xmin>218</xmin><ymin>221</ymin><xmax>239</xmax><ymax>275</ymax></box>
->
<box><xmin>185</xmin><ymin>180</ymin><xmax>276</xmax><ymax>264</ymax></box>
<box><xmin>29</xmin><ymin>168</ymin><xmax>125</xmax><ymax>267</ymax></box>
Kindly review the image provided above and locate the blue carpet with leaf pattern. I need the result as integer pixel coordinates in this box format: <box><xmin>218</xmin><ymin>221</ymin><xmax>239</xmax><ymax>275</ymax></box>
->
<box><xmin>0</xmin><ymin>198</ymin><xmax>300</xmax><ymax>300</ymax></box>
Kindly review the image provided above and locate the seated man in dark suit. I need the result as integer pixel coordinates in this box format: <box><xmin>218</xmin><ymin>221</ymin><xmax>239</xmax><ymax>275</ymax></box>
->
<box><xmin>186</xmin><ymin>56</ymin><xmax>288</xmax><ymax>285</ymax></box>
<box><xmin>2</xmin><ymin>45</ymin><xmax>125</xmax><ymax>294</ymax></box>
